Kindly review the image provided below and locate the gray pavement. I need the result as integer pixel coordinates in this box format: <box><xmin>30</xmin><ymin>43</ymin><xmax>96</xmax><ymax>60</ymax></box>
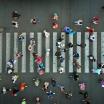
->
<box><xmin>0</xmin><ymin>0</ymin><xmax>104</xmax><ymax>104</ymax></box>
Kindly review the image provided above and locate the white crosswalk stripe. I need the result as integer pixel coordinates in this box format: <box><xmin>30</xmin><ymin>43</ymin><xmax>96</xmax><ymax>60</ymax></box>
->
<box><xmin>69</xmin><ymin>33</ymin><xmax>73</xmax><ymax>73</ymax></box>
<box><xmin>45</xmin><ymin>32</ymin><xmax>50</xmax><ymax>73</ymax></box>
<box><xmin>22</xmin><ymin>32</ymin><xmax>26</xmax><ymax>73</ymax></box>
<box><xmin>0</xmin><ymin>33</ymin><xmax>2</xmax><ymax>73</ymax></box>
<box><xmin>30</xmin><ymin>32</ymin><xmax>35</xmax><ymax>73</ymax></box>
<box><xmin>6</xmin><ymin>33</ymin><xmax>11</xmax><ymax>70</ymax></box>
<box><xmin>53</xmin><ymin>32</ymin><xmax>57</xmax><ymax>73</ymax></box>
<box><xmin>37</xmin><ymin>32</ymin><xmax>42</xmax><ymax>56</ymax></box>
<box><xmin>60</xmin><ymin>32</ymin><xmax>66</xmax><ymax>73</ymax></box>
<box><xmin>92</xmin><ymin>32</ymin><xmax>97</xmax><ymax>69</ymax></box>
<box><xmin>85</xmin><ymin>32</ymin><xmax>89</xmax><ymax>73</ymax></box>
<box><xmin>76</xmin><ymin>32</ymin><xmax>81</xmax><ymax>73</ymax></box>
<box><xmin>14</xmin><ymin>32</ymin><xmax>18</xmax><ymax>72</ymax></box>
<box><xmin>101</xmin><ymin>32</ymin><xmax>104</xmax><ymax>72</ymax></box>
<box><xmin>0</xmin><ymin>32</ymin><xmax>103</xmax><ymax>73</ymax></box>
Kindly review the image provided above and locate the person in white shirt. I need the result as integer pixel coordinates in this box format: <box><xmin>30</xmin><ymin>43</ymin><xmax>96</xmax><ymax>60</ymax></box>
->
<box><xmin>58</xmin><ymin>66</ymin><xmax>64</xmax><ymax>74</ymax></box>
<box><xmin>74</xmin><ymin>19</ymin><xmax>83</xmax><ymax>25</ymax></box>
<box><xmin>43</xmin><ymin>30</ymin><xmax>50</xmax><ymax>38</ymax></box>
<box><xmin>12</xmin><ymin>74</ymin><xmax>19</xmax><ymax>83</ymax></box>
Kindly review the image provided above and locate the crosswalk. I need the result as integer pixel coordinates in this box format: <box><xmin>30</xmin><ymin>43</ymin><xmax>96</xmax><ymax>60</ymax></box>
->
<box><xmin>0</xmin><ymin>32</ymin><xmax>103</xmax><ymax>73</ymax></box>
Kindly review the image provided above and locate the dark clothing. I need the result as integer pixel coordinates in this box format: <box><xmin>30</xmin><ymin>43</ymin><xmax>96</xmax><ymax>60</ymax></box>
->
<box><xmin>67</xmin><ymin>42</ymin><xmax>73</xmax><ymax>48</ymax></box>
<box><xmin>12</xmin><ymin>11</ymin><xmax>21</xmax><ymax>19</ymax></box>
<box><xmin>73</xmin><ymin>52</ymin><xmax>79</xmax><ymax>59</ymax></box>
<box><xmin>77</xmin><ymin>43</ymin><xmax>86</xmax><ymax>48</ymax></box>
<box><xmin>73</xmin><ymin>71</ymin><xmax>79</xmax><ymax>81</ymax></box>
<box><xmin>51</xmin><ymin>79</ymin><xmax>56</xmax><ymax>87</ymax></box>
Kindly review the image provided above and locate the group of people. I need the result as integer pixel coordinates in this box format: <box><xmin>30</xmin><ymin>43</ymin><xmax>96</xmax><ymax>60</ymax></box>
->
<box><xmin>1</xmin><ymin>9</ymin><xmax>104</xmax><ymax>104</ymax></box>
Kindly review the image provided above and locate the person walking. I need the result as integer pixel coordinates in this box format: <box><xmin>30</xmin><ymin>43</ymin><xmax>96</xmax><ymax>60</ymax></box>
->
<box><xmin>12</xmin><ymin>11</ymin><xmax>21</xmax><ymax>20</ymax></box>
<box><xmin>46</xmin><ymin>90</ymin><xmax>55</xmax><ymax>98</ymax></box>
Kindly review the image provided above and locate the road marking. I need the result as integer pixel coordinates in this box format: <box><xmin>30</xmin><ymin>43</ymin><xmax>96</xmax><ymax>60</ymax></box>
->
<box><xmin>6</xmin><ymin>33</ymin><xmax>11</xmax><ymax>68</ymax></box>
<box><xmin>69</xmin><ymin>34</ymin><xmax>73</xmax><ymax>72</ymax></box>
<box><xmin>60</xmin><ymin>32</ymin><xmax>65</xmax><ymax>72</ymax></box>
<box><xmin>22</xmin><ymin>32</ymin><xmax>26</xmax><ymax>73</ymax></box>
<box><xmin>0</xmin><ymin>33</ymin><xmax>2</xmax><ymax>73</ymax></box>
<box><xmin>93</xmin><ymin>32</ymin><xmax>97</xmax><ymax>69</ymax></box>
<box><xmin>85</xmin><ymin>32</ymin><xmax>89</xmax><ymax>73</ymax></box>
<box><xmin>53</xmin><ymin>32</ymin><xmax>57</xmax><ymax>72</ymax></box>
<box><xmin>77</xmin><ymin>32</ymin><xmax>81</xmax><ymax>73</ymax></box>
<box><xmin>45</xmin><ymin>33</ymin><xmax>50</xmax><ymax>73</ymax></box>
<box><xmin>14</xmin><ymin>32</ymin><xmax>18</xmax><ymax>72</ymax></box>
<box><xmin>30</xmin><ymin>32</ymin><xmax>34</xmax><ymax>73</ymax></box>
<box><xmin>101</xmin><ymin>32</ymin><xmax>104</xmax><ymax>72</ymax></box>
<box><xmin>37</xmin><ymin>32</ymin><xmax>42</xmax><ymax>56</ymax></box>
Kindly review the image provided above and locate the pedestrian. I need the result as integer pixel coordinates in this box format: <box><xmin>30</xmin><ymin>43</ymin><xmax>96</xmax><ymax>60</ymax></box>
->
<box><xmin>36</xmin><ymin>97</ymin><xmax>40</xmax><ymax>104</ymax></box>
<box><xmin>88</xmin><ymin>55</ymin><xmax>96</xmax><ymax>62</ymax></box>
<box><xmin>46</xmin><ymin>90</ymin><xmax>55</xmax><ymax>98</ymax></box>
<box><xmin>65</xmin><ymin>91</ymin><xmax>72</xmax><ymax>99</ymax></box>
<box><xmin>74</xmin><ymin>19</ymin><xmax>83</xmax><ymax>25</ymax></box>
<box><xmin>28</xmin><ymin>44</ymin><xmax>33</xmax><ymax>52</ymax></box>
<box><xmin>12</xmin><ymin>21</ymin><xmax>19</xmax><ymax>28</ymax></box>
<box><xmin>7</xmin><ymin>67</ymin><xmax>14</xmax><ymax>74</ymax></box>
<box><xmin>58</xmin><ymin>66</ymin><xmax>64</xmax><ymax>74</ymax></box>
<box><xmin>51</xmin><ymin>78</ymin><xmax>56</xmax><ymax>87</ymax></box>
<box><xmin>30</xmin><ymin>38</ymin><xmax>35</xmax><ymax>46</ymax></box>
<box><xmin>43</xmin><ymin>30</ymin><xmax>50</xmax><ymax>38</ymax></box>
<box><xmin>76</xmin><ymin>43</ymin><xmax>86</xmax><ymax>48</ymax></box>
<box><xmin>12</xmin><ymin>74</ymin><xmax>19</xmax><ymax>83</ymax></box>
<box><xmin>92</xmin><ymin>16</ymin><xmax>99</xmax><ymax>24</ymax></box>
<box><xmin>33</xmin><ymin>78</ymin><xmax>40</xmax><ymax>87</ymax></box>
<box><xmin>67</xmin><ymin>42</ymin><xmax>73</xmax><ymax>48</ymax></box>
<box><xmin>89</xmin><ymin>34</ymin><xmax>95</xmax><ymax>42</ymax></box>
<box><xmin>42</xmin><ymin>81</ymin><xmax>49</xmax><ymax>91</ymax></box>
<box><xmin>73</xmin><ymin>59</ymin><xmax>81</xmax><ymax>69</ymax></box>
<box><xmin>10</xmin><ymin>87</ymin><xmax>19</xmax><ymax>96</ymax></box>
<box><xmin>52</xmin><ymin>22</ymin><xmax>59</xmax><ymax>29</ymax></box>
<box><xmin>1</xmin><ymin>87</ymin><xmax>7</xmax><ymax>94</ymax></box>
<box><xmin>7</xmin><ymin>59</ymin><xmax>14</xmax><ymax>68</ymax></box>
<box><xmin>72</xmin><ymin>71</ymin><xmax>79</xmax><ymax>81</ymax></box>
<box><xmin>73</xmin><ymin>52</ymin><xmax>79</xmax><ymax>59</ymax></box>
<box><xmin>52</xmin><ymin>13</ymin><xmax>59</xmax><ymax>21</ymax></box>
<box><xmin>79</xmin><ymin>82</ymin><xmax>86</xmax><ymax>91</ymax></box>
<box><xmin>19</xmin><ymin>82</ymin><xmax>27</xmax><ymax>91</ymax></box>
<box><xmin>59</xmin><ymin>56</ymin><xmax>64</xmax><ymax>63</ymax></box>
<box><xmin>55</xmin><ymin>51</ymin><xmax>61</xmax><ymax>57</ymax></box>
<box><xmin>60</xmin><ymin>86</ymin><xmax>65</xmax><ymax>93</ymax></box>
<box><xmin>86</xmin><ymin>26</ymin><xmax>94</xmax><ymax>34</ymax></box>
<box><xmin>16</xmin><ymin>52</ymin><xmax>23</xmax><ymax>58</ymax></box>
<box><xmin>21</xmin><ymin>98</ymin><xmax>27</xmax><ymax>104</ymax></box>
<box><xmin>18</xmin><ymin>34</ymin><xmax>24</xmax><ymax>41</ymax></box>
<box><xmin>92</xmin><ymin>68</ymin><xmax>102</xmax><ymax>75</ymax></box>
<box><xmin>30</xmin><ymin>17</ymin><xmax>39</xmax><ymax>24</ymax></box>
<box><xmin>12</xmin><ymin>11</ymin><xmax>21</xmax><ymax>20</ymax></box>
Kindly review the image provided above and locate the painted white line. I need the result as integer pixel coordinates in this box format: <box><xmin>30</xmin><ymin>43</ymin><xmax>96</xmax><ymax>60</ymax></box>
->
<box><xmin>14</xmin><ymin>32</ymin><xmax>18</xmax><ymax>72</ymax></box>
<box><xmin>22</xmin><ymin>33</ymin><xmax>26</xmax><ymax>73</ymax></box>
<box><xmin>69</xmin><ymin>34</ymin><xmax>73</xmax><ymax>72</ymax></box>
<box><xmin>101</xmin><ymin>32</ymin><xmax>104</xmax><ymax>72</ymax></box>
<box><xmin>45</xmin><ymin>33</ymin><xmax>50</xmax><ymax>73</ymax></box>
<box><xmin>53</xmin><ymin>32</ymin><xmax>57</xmax><ymax>72</ymax></box>
<box><xmin>60</xmin><ymin>32</ymin><xmax>65</xmax><ymax>72</ymax></box>
<box><xmin>30</xmin><ymin>32</ymin><xmax>34</xmax><ymax>73</ymax></box>
<box><xmin>0</xmin><ymin>33</ymin><xmax>2</xmax><ymax>73</ymax></box>
<box><xmin>77</xmin><ymin>32</ymin><xmax>81</xmax><ymax>73</ymax></box>
<box><xmin>37</xmin><ymin>32</ymin><xmax>42</xmax><ymax>56</ymax></box>
<box><xmin>92</xmin><ymin>32</ymin><xmax>97</xmax><ymax>69</ymax></box>
<box><xmin>6</xmin><ymin>33</ymin><xmax>11</xmax><ymax>66</ymax></box>
<box><xmin>101</xmin><ymin>32</ymin><xmax>104</xmax><ymax>62</ymax></box>
<box><xmin>85</xmin><ymin>32</ymin><xmax>89</xmax><ymax>73</ymax></box>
